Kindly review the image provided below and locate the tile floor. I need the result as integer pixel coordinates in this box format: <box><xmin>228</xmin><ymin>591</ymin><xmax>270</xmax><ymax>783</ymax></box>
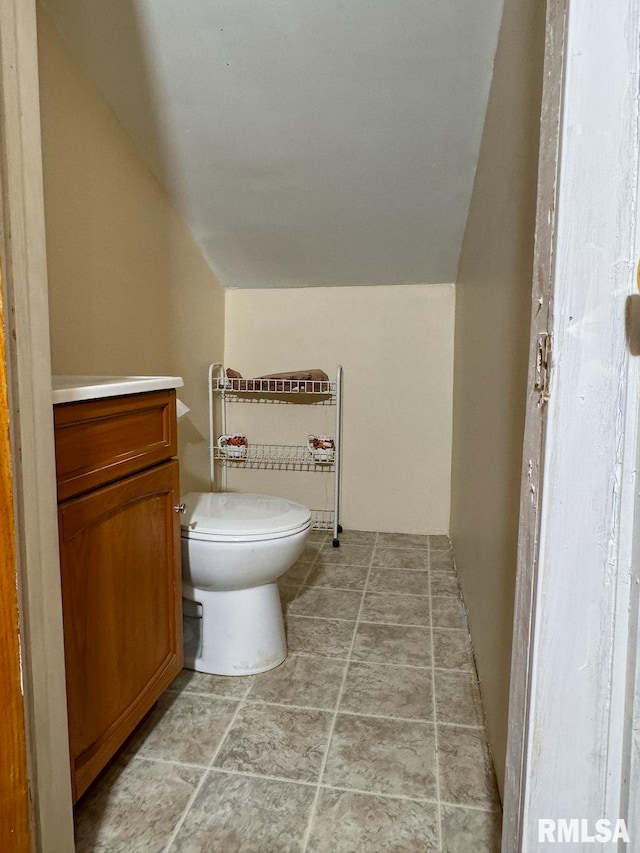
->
<box><xmin>74</xmin><ymin>531</ymin><xmax>502</xmax><ymax>852</ymax></box>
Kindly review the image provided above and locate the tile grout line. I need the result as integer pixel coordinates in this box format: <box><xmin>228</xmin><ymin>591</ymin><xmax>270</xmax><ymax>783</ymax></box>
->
<box><xmin>286</xmin><ymin>540</ymin><xmax>325</xmax><ymax>604</ymax></box>
<box><xmin>155</xmin><ymin>691</ymin><xmax>484</xmax><ymax>730</ymax></box>
<box><xmin>167</xmin><ymin>654</ymin><xmax>476</xmax><ymax>676</ymax></box>
<box><xmin>131</xmin><ymin>755</ymin><xmax>498</xmax><ymax>812</ymax></box>
<box><xmin>206</xmin><ymin>766</ymin><xmax>500</xmax><ymax>814</ymax></box>
<box><xmin>286</xmin><ymin>612</ymin><xmax>465</xmax><ymax>631</ymax></box>
<box><xmin>291</xmin><ymin>563</ymin><xmax>445</xmax><ymax>573</ymax></box>
<box><xmin>208</xmin><ymin>765</ymin><xmax>440</xmax><ymax>803</ymax></box>
<box><xmin>309</xmin><ymin>781</ymin><xmax>496</xmax><ymax>813</ymax></box>
<box><xmin>239</xmin><ymin>698</ymin><xmax>441</xmax><ymax>725</ymax></box>
<box><xmin>238</xmin><ymin>698</ymin><xmax>483</xmax><ymax>730</ymax></box>
<box><xmin>298</xmin><ymin>586</ymin><xmax>445</xmax><ymax>599</ymax></box>
<box><xmin>438</xmin><ymin>798</ymin><xmax>499</xmax><ymax>814</ymax></box>
<box><xmin>208</xmin><ymin>765</ymin><xmax>320</xmax><ymax>789</ymax></box>
<box><xmin>161</xmin><ymin>535</ymin><xmax>327</xmax><ymax>852</ymax></box>
<box><xmin>162</xmin><ymin>682</ymin><xmax>251</xmax><ymax>851</ymax></box>
<box><xmin>327</xmin><ymin>615</ymin><xmax>467</xmax><ymax>633</ymax></box>
<box><xmin>299</xmin><ymin>531</ymin><xmax>379</xmax><ymax>852</ymax></box>
<box><xmin>317</xmin><ymin>783</ymin><xmax>495</xmax><ymax>813</ymax></box>
<box><xmin>428</xmin><ymin>538</ymin><xmax>444</xmax><ymax>851</ymax></box>
<box><xmin>334</xmin><ymin>710</ymin><xmax>483</xmax><ymax>730</ymax></box>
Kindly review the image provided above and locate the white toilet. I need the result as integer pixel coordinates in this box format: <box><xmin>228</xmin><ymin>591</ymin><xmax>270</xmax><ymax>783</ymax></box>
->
<box><xmin>180</xmin><ymin>491</ymin><xmax>312</xmax><ymax>676</ymax></box>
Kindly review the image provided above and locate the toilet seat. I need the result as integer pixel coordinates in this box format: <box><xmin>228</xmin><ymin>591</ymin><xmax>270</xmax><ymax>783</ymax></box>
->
<box><xmin>181</xmin><ymin>492</ymin><xmax>312</xmax><ymax>543</ymax></box>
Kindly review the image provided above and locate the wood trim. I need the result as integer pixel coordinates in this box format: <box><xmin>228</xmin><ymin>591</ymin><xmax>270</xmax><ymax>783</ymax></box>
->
<box><xmin>74</xmin><ymin>655</ymin><xmax>179</xmax><ymax>800</ymax></box>
<box><xmin>58</xmin><ymin>459</ymin><xmax>183</xmax><ymax>801</ymax></box>
<box><xmin>54</xmin><ymin>389</ymin><xmax>177</xmax><ymax>501</ymax></box>
<box><xmin>0</xmin><ymin>274</ymin><xmax>31</xmax><ymax>849</ymax></box>
<box><xmin>0</xmin><ymin>0</ymin><xmax>75</xmax><ymax>846</ymax></box>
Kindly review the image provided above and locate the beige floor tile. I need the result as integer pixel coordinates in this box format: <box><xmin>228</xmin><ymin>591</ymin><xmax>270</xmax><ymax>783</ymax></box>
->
<box><xmin>305</xmin><ymin>563</ymin><xmax>369</xmax><ymax>590</ymax></box>
<box><xmin>372</xmin><ymin>547</ymin><xmax>429</xmax><ymax>570</ymax></box>
<box><xmin>438</xmin><ymin>725</ymin><xmax>500</xmax><ymax>809</ymax></box>
<box><xmin>431</xmin><ymin>596</ymin><xmax>467</xmax><ymax>629</ymax></box>
<box><xmin>428</xmin><ymin>535</ymin><xmax>451</xmax><ymax>550</ymax></box>
<box><xmin>213</xmin><ymin>703</ymin><xmax>332</xmax><ymax>783</ymax></box>
<box><xmin>368</xmin><ymin>567</ymin><xmax>430</xmax><ymax>595</ymax></box>
<box><xmin>316</xmin><ymin>543</ymin><xmax>374</xmax><ymax>566</ymax></box>
<box><xmin>376</xmin><ymin>532</ymin><xmax>432</xmax><ymax>549</ymax></box>
<box><xmin>289</xmin><ymin>586</ymin><xmax>362</xmax><ymax>620</ymax></box>
<box><xmin>430</xmin><ymin>550</ymin><xmax>456</xmax><ymax>572</ymax></box>
<box><xmin>279</xmin><ymin>582</ymin><xmax>301</xmax><ymax>616</ymax></box>
<box><xmin>309</xmin><ymin>531</ymin><xmax>329</xmax><ymax>544</ymax></box>
<box><xmin>247</xmin><ymin>653</ymin><xmax>347</xmax><ymax>710</ymax></box>
<box><xmin>351</xmin><ymin>622</ymin><xmax>431</xmax><ymax>667</ymax></box>
<box><xmin>430</xmin><ymin>571</ymin><xmax>461</xmax><ymax>597</ymax></box>
<box><xmin>340</xmin><ymin>661</ymin><xmax>434</xmax><ymax>720</ymax></box>
<box><xmin>335</xmin><ymin>529</ymin><xmax>377</xmax><ymax>545</ymax></box>
<box><xmin>125</xmin><ymin>692</ymin><xmax>238</xmax><ymax>766</ymax></box>
<box><xmin>323</xmin><ymin>714</ymin><xmax>437</xmax><ymax>799</ymax></box>
<box><xmin>172</xmin><ymin>771</ymin><xmax>316</xmax><ymax>852</ymax></box>
<box><xmin>307</xmin><ymin>789</ymin><xmax>439</xmax><ymax>852</ymax></box>
<box><xmin>76</xmin><ymin>531</ymin><xmax>499</xmax><ymax>852</ymax></box>
<box><xmin>361</xmin><ymin>592</ymin><xmax>430</xmax><ymax>626</ymax></box>
<box><xmin>281</xmin><ymin>561</ymin><xmax>314</xmax><ymax>585</ymax></box>
<box><xmin>300</xmin><ymin>542</ymin><xmax>323</xmax><ymax>561</ymax></box>
<box><xmin>440</xmin><ymin>805</ymin><xmax>502</xmax><ymax>852</ymax></box>
<box><xmin>74</xmin><ymin>756</ymin><xmax>202</xmax><ymax>852</ymax></box>
<box><xmin>285</xmin><ymin>615</ymin><xmax>355</xmax><ymax>659</ymax></box>
<box><xmin>432</xmin><ymin>629</ymin><xmax>475</xmax><ymax>671</ymax></box>
<box><xmin>435</xmin><ymin>671</ymin><xmax>485</xmax><ymax>726</ymax></box>
<box><xmin>166</xmin><ymin>668</ymin><xmax>252</xmax><ymax>700</ymax></box>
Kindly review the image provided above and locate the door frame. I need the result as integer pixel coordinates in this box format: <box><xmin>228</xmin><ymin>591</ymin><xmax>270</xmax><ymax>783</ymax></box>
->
<box><xmin>502</xmin><ymin>0</ymin><xmax>566</xmax><ymax>846</ymax></box>
<box><xmin>0</xmin><ymin>281</ymin><xmax>31</xmax><ymax>850</ymax></box>
<box><xmin>5</xmin><ymin>0</ymin><xmax>640</xmax><ymax>849</ymax></box>
<box><xmin>0</xmin><ymin>0</ymin><xmax>74</xmax><ymax>847</ymax></box>
<box><xmin>504</xmin><ymin>0</ymin><xmax>640</xmax><ymax>848</ymax></box>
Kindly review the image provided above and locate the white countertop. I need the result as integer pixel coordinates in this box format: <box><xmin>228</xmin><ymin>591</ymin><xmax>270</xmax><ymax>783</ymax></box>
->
<box><xmin>52</xmin><ymin>375</ymin><xmax>184</xmax><ymax>405</ymax></box>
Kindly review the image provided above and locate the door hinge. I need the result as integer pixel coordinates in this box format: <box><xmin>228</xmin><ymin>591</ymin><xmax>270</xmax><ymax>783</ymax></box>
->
<box><xmin>534</xmin><ymin>333</ymin><xmax>552</xmax><ymax>403</ymax></box>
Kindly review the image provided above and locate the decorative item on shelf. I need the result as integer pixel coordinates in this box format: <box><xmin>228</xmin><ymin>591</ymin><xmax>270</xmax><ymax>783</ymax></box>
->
<box><xmin>307</xmin><ymin>434</ymin><xmax>335</xmax><ymax>464</ymax></box>
<box><xmin>222</xmin><ymin>367</ymin><xmax>242</xmax><ymax>390</ymax></box>
<box><xmin>218</xmin><ymin>433</ymin><xmax>248</xmax><ymax>459</ymax></box>
<box><xmin>222</xmin><ymin>367</ymin><xmax>331</xmax><ymax>394</ymax></box>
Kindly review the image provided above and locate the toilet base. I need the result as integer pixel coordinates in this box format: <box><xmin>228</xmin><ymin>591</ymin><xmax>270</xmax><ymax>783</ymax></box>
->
<box><xmin>182</xmin><ymin>582</ymin><xmax>287</xmax><ymax>676</ymax></box>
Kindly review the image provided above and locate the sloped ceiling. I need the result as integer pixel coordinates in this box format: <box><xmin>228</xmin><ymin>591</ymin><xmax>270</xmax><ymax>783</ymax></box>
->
<box><xmin>40</xmin><ymin>0</ymin><xmax>504</xmax><ymax>289</ymax></box>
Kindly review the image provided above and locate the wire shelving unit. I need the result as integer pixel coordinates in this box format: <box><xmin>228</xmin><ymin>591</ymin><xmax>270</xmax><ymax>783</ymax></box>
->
<box><xmin>207</xmin><ymin>363</ymin><xmax>343</xmax><ymax>546</ymax></box>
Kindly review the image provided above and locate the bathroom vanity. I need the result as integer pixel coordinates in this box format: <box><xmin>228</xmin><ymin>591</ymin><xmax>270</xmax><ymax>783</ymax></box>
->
<box><xmin>52</xmin><ymin>377</ymin><xmax>184</xmax><ymax>801</ymax></box>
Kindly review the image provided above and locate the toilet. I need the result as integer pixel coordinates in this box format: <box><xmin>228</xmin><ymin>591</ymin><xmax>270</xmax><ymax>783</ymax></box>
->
<box><xmin>180</xmin><ymin>491</ymin><xmax>312</xmax><ymax>676</ymax></box>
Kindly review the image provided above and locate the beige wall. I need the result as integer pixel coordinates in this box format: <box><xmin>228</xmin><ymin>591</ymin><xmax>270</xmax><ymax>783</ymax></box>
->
<box><xmin>225</xmin><ymin>284</ymin><xmax>454</xmax><ymax>533</ymax></box>
<box><xmin>450</xmin><ymin>0</ymin><xmax>545</xmax><ymax>796</ymax></box>
<box><xmin>37</xmin><ymin>8</ymin><xmax>225</xmax><ymax>493</ymax></box>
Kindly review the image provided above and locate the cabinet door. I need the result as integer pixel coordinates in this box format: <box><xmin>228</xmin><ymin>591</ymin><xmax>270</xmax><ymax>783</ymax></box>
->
<box><xmin>58</xmin><ymin>460</ymin><xmax>182</xmax><ymax>801</ymax></box>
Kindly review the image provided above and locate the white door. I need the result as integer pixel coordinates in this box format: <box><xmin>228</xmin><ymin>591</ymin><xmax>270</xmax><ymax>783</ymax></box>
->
<box><xmin>504</xmin><ymin>0</ymin><xmax>640</xmax><ymax>849</ymax></box>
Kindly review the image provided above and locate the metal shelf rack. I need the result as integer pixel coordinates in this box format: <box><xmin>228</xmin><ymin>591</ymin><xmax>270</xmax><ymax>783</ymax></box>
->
<box><xmin>207</xmin><ymin>363</ymin><xmax>343</xmax><ymax>546</ymax></box>
<box><xmin>213</xmin><ymin>443</ymin><xmax>336</xmax><ymax>471</ymax></box>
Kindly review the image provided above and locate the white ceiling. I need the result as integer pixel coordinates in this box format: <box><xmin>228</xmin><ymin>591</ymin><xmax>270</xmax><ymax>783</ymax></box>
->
<box><xmin>41</xmin><ymin>0</ymin><xmax>504</xmax><ymax>289</ymax></box>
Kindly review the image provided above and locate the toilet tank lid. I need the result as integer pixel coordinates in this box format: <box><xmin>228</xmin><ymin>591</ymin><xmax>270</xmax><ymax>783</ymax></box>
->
<box><xmin>180</xmin><ymin>492</ymin><xmax>312</xmax><ymax>537</ymax></box>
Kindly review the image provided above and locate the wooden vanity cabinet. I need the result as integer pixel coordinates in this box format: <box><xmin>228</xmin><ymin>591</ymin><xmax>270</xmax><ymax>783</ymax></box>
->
<box><xmin>54</xmin><ymin>390</ymin><xmax>183</xmax><ymax>801</ymax></box>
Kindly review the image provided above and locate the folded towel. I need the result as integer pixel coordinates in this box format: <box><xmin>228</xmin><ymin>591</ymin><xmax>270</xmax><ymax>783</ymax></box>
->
<box><xmin>225</xmin><ymin>368</ymin><xmax>329</xmax><ymax>391</ymax></box>
<box><xmin>258</xmin><ymin>369</ymin><xmax>329</xmax><ymax>382</ymax></box>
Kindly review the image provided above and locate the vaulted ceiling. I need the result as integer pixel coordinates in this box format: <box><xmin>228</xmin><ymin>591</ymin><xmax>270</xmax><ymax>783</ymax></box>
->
<box><xmin>41</xmin><ymin>0</ymin><xmax>504</xmax><ymax>289</ymax></box>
